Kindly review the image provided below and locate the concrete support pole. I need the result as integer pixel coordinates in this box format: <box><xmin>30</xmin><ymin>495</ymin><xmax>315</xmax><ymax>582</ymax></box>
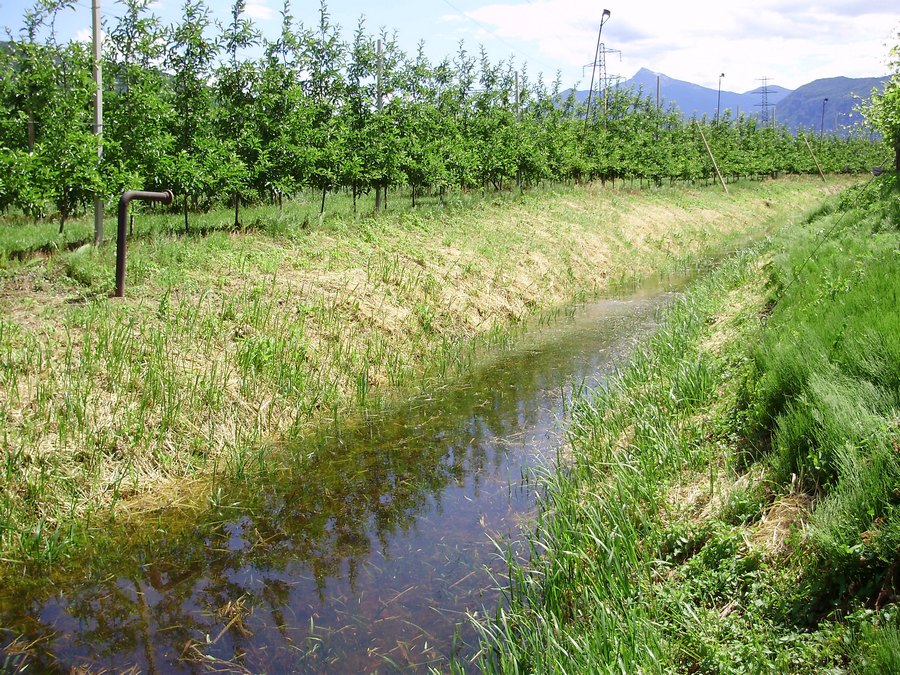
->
<box><xmin>93</xmin><ymin>0</ymin><xmax>104</xmax><ymax>244</ymax></box>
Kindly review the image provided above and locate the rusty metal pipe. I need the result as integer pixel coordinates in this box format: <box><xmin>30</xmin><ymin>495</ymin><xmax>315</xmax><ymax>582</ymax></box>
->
<box><xmin>115</xmin><ymin>189</ymin><xmax>173</xmax><ymax>297</ymax></box>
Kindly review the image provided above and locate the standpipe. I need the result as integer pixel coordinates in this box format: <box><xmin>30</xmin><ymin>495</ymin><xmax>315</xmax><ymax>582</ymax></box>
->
<box><xmin>115</xmin><ymin>190</ymin><xmax>173</xmax><ymax>297</ymax></box>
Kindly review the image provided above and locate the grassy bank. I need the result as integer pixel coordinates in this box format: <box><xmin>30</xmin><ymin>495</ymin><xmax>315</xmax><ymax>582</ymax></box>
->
<box><xmin>0</xmin><ymin>177</ymin><xmax>851</xmax><ymax>572</ymax></box>
<box><xmin>475</xmin><ymin>175</ymin><xmax>899</xmax><ymax>672</ymax></box>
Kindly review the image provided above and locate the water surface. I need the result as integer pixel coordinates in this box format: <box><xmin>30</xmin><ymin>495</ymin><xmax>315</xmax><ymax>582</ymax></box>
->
<box><xmin>0</xmin><ymin>277</ymin><xmax>688</xmax><ymax>673</ymax></box>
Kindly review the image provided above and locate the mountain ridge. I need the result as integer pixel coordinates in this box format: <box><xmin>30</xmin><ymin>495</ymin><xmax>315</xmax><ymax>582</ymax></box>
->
<box><xmin>566</xmin><ymin>69</ymin><xmax>888</xmax><ymax>134</ymax></box>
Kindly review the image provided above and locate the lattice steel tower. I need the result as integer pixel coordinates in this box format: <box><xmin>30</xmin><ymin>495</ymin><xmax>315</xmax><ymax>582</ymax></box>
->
<box><xmin>584</xmin><ymin>45</ymin><xmax>621</xmax><ymax>94</ymax></box>
<box><xmin>756</xmin><ymin>76</ymin><xmax>773</xmax><ymax>127</ymax></box>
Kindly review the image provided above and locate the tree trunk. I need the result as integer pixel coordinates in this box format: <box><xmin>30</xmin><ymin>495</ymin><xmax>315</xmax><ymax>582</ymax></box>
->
<box><xmin>184</xmin><ymin>196</ymin><xmax>189</xmax><ymax>232</ymax></box>
<box><xmin>234</xmin><ymin>192</ymin><xmax>240</xmax><ymax>229</ymax></box>
<box><xmin>375</xmin><ymin>184</ymin><xmax>382</xmax><ymax>212</ymax></box>
<box><xmin>320</xmin><ymin>187</ymin><xmax>326</xmax><ymax>215</ymax></box>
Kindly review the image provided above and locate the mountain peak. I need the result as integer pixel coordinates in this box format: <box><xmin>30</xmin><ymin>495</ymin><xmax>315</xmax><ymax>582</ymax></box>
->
<box><xmin>618</xmin><ymin>69</ymin><xmax>792</xmax><ymax>118</ymax></box>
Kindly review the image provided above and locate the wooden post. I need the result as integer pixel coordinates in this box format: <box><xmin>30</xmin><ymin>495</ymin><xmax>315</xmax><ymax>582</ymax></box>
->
<box><xmin>656</xmin><ymin>74</ymin><xmax>660</xmax><ymax>114</ymax></box>
<box><xmin>655</xmin><ymin>75</ymin><xmax>661</xmax><ymax>141</ymax></box>
<box><xmin>514</xmin><ymin>70</ymin><xmax>520</xmax><ymax>117</ymax></box>
<box><xmin>515</xmin><ymin>70</ymin><xmax>522</xmax><ymax>192</ymax></box>
<box><xmin>376</xmin><ymin>39</ymin><xmax>383</xmax><ymax>112</ymax></box>
<box><xmin>803</xmin><ymin>135</ymin><xmax>826</xmax><ymax>182</ymax></box>
<box><xmin>374</xmin><ymin>38</ymin><xmax>384</xmax><ymax>212</ymax></box>
<box><xmin>697</xmin><ymin>123</ymin><xmax>728</xmax><ymax>194</ymax></box>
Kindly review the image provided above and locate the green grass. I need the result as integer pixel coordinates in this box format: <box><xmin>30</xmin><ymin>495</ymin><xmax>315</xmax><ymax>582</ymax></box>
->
<box><xmin>749</xmin><ymin>176</ymin><xmax>900</xmax><ymax>610</ymax></box>
<box><xmin>473</xmin><ymin>175</ymin><xmax>900</xmax><ymax>672</ymax></box>
<box><xmin>0</xmin><ymin>175</ymin><xmax>855</xmax><ymax>574</ymax></box>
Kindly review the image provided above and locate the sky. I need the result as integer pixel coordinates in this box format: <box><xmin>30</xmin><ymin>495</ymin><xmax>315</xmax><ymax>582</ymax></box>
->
<box><xmin>0</xmin><ymin>0</ymin><xmax>896</xmax><ymax>93</ymax></box>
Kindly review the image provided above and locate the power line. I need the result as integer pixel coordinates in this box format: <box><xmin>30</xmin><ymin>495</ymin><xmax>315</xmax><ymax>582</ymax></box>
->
<box><xmin>755</xmin><ymin>76</ymin><xmax>773</xmax><ymax>127</ymax></box>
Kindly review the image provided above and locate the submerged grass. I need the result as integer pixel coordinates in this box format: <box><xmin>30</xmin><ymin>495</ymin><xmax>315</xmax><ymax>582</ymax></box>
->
<box><xmin>474</xmin><ymin>175</ymin><xmax>900</xmax><ymax>672</ymax></box>
<box><xmin>0</xmin><ymin>176</ymin><xmax>851</xmax><ymax>574</ymax></box>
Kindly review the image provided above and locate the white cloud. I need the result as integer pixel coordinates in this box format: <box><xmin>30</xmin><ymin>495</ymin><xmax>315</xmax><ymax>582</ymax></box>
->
<box><xmin>245</xmin><ymin>2</ymin><xmax>274</xmax><ymax>21</ymax></box>
<box><xmin>451</xmin><ymin>0</ymin><xmax>896</xmax><ymax>90</ymax></box>
<box><xmin>74</xmin><ymin>28</ymin><xmax>106</xmax><ymax>44</ymax></box>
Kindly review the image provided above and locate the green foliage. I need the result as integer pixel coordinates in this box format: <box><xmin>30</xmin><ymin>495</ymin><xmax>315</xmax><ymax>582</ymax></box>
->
<box><xmin>103</xmin><ymin>0</ymin><xmax>172</xmax><ymax>194</ymax></box>
<box><xmin>746</xmin><ymin>191</ymin><xmax>900</xmax><ymax>603</ymax></box>
<box><xmin>0</xmin><ymin>0</ymin><xmax>889</xmax><ymax>226</ymax></box>
<box><xmin>862</xmin><ymin>30</ymin><xmax>900</xmax><ymax>171</ymax></box>
<box><xmin>0</xmin><ymin>4</ymin><xmax>102</xmax><ymax>230</ymax></box>
<box><xmin>853</xmin><ymin>620</ymin><xmax>900</xmax><ymax>674</ymax></box>
<box><xmin>166</xmin><ymin>0</ymin><xmax>222</xmax><ymax>218</ymax></box>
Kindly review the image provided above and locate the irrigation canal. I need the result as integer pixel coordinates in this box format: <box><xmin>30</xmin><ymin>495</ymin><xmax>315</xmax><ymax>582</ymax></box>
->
<box><xmin>1</xmin><ymin>273</ymin><xmax>694</xmax><ymax>672</ymax></box>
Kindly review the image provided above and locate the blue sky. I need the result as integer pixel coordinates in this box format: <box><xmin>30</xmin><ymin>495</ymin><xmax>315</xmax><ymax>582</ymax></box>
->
<box><xmin>0</xmin><ymin>0</ymin><xmax>896</xmax><ymax>93</ymax></box>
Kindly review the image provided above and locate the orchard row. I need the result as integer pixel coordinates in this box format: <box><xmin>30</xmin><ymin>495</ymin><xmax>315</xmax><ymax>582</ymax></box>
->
<box><xmin>0</xmin><ymin>0</ymin><xmax>886</xmax><ymax>229</ymax></box>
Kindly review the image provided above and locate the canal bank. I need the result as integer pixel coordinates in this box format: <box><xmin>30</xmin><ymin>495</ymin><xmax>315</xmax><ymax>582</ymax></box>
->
<box><xmin>0</xmin><ymin>177</ymin><xmax>852</xmax><ymax>575</ymax></box>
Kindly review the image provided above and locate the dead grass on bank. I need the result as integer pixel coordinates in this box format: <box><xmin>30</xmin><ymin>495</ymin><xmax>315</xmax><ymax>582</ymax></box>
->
<box><xmin>751</xmin><ymin>492</ymin><xmax>812</xmax><ymax>558</ymax></box>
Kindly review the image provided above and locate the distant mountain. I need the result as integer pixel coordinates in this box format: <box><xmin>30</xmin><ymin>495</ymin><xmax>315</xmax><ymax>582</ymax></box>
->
<box><xmin>566</xmin><ymin>68</ymin><xmax>792</xmax><ymax>120</ymax></box>
<box><xmin>622</xmin><ymin>68</ymin><xmax>792</xmax><ymax>120</ymax></box>
<box><xmin>567</xmin><ymin>68</ymin><xmax>888</xmax><ymax>134</ymax></box>
<box><xmin>773</xmin><ymin>76</ymin><xmax>888</xmax><ymax>135</ymax></box>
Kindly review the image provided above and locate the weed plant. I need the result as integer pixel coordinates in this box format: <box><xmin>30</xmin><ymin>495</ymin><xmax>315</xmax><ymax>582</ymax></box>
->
<box><xmin>475</xmin><ymin>175</ymin><xmax>899</xmax><ymax>672</ymax></box>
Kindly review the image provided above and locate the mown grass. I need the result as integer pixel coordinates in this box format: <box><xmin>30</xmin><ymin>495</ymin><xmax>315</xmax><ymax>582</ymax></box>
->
<box><xmin>0</xmin><ymin>176</ymin><xmax>853</xmax><ymax>574</ymax></box>
<box><xmin>473</xmin><ymin>175</ymin><xmax>899</xmax><ymax>672</ymax></box>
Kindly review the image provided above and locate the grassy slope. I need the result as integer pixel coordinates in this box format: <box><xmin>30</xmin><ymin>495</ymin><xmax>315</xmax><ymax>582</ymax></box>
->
<box><xmin>0</xmin><ymin>177</ymin><xmax>849</xmax><ymax>571</ymax></box>
<box><xmin>476</xmin><ymin>177</ymin><xmax>900</xmax><ymax>673</ymax></box>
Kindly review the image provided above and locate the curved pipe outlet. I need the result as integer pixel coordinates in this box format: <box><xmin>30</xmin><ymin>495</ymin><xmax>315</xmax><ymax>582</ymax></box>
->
<box><xmin>115</xmin><ymin>190</ymin><xmax>173</xmax><ymax>297</ymax></box>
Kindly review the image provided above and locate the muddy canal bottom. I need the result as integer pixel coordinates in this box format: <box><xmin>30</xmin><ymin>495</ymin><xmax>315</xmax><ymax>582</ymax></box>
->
<box><xmin>1</xmin><ymin>283</ymin><xmax>683</xmax><ymax>673</ymax></box>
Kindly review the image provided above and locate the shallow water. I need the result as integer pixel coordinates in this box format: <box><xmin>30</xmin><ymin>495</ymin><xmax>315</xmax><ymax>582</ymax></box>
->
<box><xmin>0</xmin><ymin>276</ymin><xmax>690</xmax><ymax>673</ymax></box>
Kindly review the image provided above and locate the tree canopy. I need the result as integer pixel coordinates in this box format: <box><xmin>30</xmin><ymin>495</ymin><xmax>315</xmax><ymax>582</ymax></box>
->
<box><xmin>863</xmin><ymin>31</ymin><xmax>900</xmax><ymax>171</ymax></box>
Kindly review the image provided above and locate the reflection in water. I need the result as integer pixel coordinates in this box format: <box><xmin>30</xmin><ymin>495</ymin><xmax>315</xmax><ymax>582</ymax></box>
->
<box><xmin>1</xmin><ymin>283</ymin><xmax>684</xmax><ymax>673</ymax></box>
